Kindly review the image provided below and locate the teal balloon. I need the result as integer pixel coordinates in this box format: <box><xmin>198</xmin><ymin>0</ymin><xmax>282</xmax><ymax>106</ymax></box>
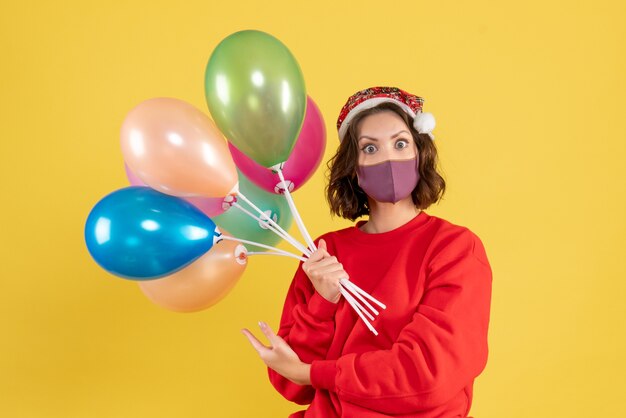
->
<box><xmin>84</xmin><ymin>186</ymin><xmax>221</xmax><ymax>280</ymax></box>
<box><xmin>205</xmin><ymin>30</ymin><xmax>307</xmax><ymax>168</ymax></box>
<box><xmin>213</xmin><ymin>171</ymin><xmax>293</xmax><ymax>251</ymax></box>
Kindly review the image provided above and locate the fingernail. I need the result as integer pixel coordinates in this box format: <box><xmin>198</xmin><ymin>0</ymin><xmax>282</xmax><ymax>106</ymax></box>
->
<box><xmin>258</xmin><ymin>321</ymin><xmax>266</xmax><ymax>329</ymax></box>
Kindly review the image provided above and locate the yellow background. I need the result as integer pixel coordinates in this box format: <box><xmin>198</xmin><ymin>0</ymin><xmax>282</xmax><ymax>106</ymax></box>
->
<box><xmin>1</xmin><ymin>1</ymin><xmax>624</xmax><ymax>417</ymax></box>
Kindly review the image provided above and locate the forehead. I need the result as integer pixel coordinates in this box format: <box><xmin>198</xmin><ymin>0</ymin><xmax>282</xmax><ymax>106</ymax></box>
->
<box><xmin>357</xmin><ymin>111</ymin><xmax>409</xmax><ymax>140</ymax></box>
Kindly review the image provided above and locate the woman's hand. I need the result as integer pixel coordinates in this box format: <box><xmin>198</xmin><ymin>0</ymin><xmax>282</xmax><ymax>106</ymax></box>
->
<box><xmin>302</xmin><ymin>238</ymin><xmax>348</xmax><ymax>303</ymax></box>
<box><xmin>241</xmin><ymin>321</ymin><xmax>311</xmax><ymax>386</ymax></box>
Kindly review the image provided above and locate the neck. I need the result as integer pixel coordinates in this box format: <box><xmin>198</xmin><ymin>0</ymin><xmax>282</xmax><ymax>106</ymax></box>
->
<box><xmin>360</xmin><ymin>197</ymin><xmax>421</xmax><ymax>233</ymax></box>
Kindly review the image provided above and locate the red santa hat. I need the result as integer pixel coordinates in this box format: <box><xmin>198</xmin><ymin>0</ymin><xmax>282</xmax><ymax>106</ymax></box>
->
<box><xmin>336</xmin><ymin>86</ymin><xmax>436</xmax><ymax>141</ymax></box>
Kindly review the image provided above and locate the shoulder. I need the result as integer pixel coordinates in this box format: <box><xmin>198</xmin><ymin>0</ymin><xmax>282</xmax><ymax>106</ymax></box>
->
<box><xmin>426</xmin><ymin>215</ymin><xmax>490</xmax><ymax>267</ymax></box>
<box><xmin>311</xmin><ymin>224</ymin><xmax>354</xmax><ymax>248</ymax></box>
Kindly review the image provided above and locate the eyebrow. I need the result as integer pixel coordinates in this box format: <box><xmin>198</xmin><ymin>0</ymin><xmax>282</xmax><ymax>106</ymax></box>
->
<box><xmin>358</xmin><ymin>130</ymin><xmax>410</xmax><ymax>142</ymax></box>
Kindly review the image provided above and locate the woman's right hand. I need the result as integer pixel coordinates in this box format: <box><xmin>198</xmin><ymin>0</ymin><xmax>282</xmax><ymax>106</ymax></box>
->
<box><xmin>302</xmin><ymin>239</ymin><xmax>348</xmax><ymax>304</ymax></box>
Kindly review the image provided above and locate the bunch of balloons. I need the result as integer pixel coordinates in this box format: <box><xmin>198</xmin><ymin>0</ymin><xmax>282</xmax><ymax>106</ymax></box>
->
<box><xmin>84</xmin><ymin>30</ymin><xmax>327</xmax><ymax>313</ymax></box>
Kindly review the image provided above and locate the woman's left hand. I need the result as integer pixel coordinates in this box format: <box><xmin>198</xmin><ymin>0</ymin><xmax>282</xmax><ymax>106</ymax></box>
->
<box><xmin>242</xmin><ymin>321</ymin><xmax>312</xmax><ymax>386</ymax></box>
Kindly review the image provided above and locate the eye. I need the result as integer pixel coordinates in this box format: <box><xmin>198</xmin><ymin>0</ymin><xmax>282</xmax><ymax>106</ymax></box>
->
<box><xmin>395</xmin><ymin>139</ymin><xmax>410</xmax><ymax>149</ymax></box>
<box><xmin>361</xmin><ymin>144</ymin><xmax>377</xmax><ymax>154</ymax></box>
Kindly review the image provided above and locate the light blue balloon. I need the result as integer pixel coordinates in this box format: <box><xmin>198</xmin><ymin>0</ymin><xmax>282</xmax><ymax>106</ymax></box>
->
<box><xmin>84</xmin><ymin>186</ymin><xmax>220</xmax><ymax>280</ymax></box>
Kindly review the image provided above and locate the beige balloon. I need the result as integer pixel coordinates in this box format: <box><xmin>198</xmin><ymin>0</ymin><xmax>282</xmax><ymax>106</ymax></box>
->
<box><xmin>138</xmin><ymin>234</ymin><xmax>247</xmax><ymax>312</ymax></box>
<box><xmin>120</xmin><ymin>97</ymin><xmax>238</xmax><ymax>198</ymax></box>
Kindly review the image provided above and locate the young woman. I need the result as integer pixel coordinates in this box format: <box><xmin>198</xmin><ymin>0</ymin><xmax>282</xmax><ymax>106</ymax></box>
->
<box><xmin>242</xmin><ymin>86</ymin><xmax>492</xmax><ymax>418</ymax></box>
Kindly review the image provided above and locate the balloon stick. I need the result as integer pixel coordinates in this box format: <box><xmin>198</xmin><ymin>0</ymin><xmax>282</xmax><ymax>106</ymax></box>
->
<box><xmin>340</xmin><ymin>280</ymin><xmax>380</xmax><ymax>315</ymax></box>
<box><xmin>219</xmin><ymin>235</ymin><xmax>306</xmax><ymax>262</ymax></box>
<box><xmin>230</xmin><ymin>200</ymin><xmax>311</xmax><ymax>256</ymax></box>
<box><xmin>234</xmin><ymin>191</ymin><xmax>312</xmax><ymax>257</ymax></box>
<box><xmin>339</xmin><ymin>287</ymin><xmax>379</xmax><ymax>336</ymax></box>
<box><xmin>246</xmin><ymin>251</ymin><xmax>305</xmax><ymax>261</ymax></box>
<box><xmin>274</xmin><ymin>166</ymin><xmax>317</xmax><ymax>252</ymax></box>
<box><xmin>232</xmin><ymin>170</ymin><xmax>386</xmax><ymax>332</ymax></box>
<box><xmin>340</xmin><ymin>278</ymin><xmax>387</xmax><ymax>310</ymax></box>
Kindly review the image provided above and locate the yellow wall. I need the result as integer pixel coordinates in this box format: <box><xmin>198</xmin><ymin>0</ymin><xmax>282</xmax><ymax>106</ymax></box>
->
<box><xmin>1</xmin><ymin>1</ymin><xmax>624</xmax><ymax>417</ymax></box>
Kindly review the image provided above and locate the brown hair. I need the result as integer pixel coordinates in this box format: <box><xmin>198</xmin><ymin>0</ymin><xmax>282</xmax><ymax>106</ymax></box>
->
<box><xmin>324</xmin><ymin>102</ymin><xmax>446</xmax><ymax>221</ymax></box>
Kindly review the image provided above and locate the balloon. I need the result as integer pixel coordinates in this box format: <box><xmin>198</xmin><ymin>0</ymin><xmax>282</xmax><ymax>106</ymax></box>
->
<box><xmin>120</xmin><ymin>97</ymin><xmax>238</xmax><ymax>198</ymax></box>
<box><xmin>204</xmin><ymin>30</ymin><xmax>306</xmax><ymax>168</ymax></box>
<box><xmin>138</xmin><ymin>233</ymin><xmax>247</xmax><ymax>312</ymax></box>
<box><xmin>228</xmin><ymin>96</ymin><xmax>326</xmax><ymax>194</ymax></box>
<box><xmin>212</xmin><ymin>170</ymin><xmax>292</xmax><ymax>250</ymax></box>
<box><xmin>84</xmin><ymin>186</ymin><xmax>221</xmax><ymax>280</ymax></box>
<box><xmin>124</xmin><ymin>163</ymin><xmax>226</xmax><ymax>218</ymax></box>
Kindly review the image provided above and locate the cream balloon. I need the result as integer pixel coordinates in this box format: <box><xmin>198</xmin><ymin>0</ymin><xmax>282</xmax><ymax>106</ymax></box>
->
<box><xmin>138</xmin><ymin>234</ymin><xmax>247</xmax><ymax>312</ymax></box>
<box><xmin>120</xmin><ymin>97</ymin><xmax>238</xmax><ymax>198</ymax></box>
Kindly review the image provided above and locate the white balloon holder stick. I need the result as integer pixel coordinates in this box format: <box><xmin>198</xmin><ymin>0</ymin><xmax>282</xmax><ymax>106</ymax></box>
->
<box><xmin>231</xmin><ymin>200</ymin><xmax>310</xmax><ymax>256</ymax></box>
<box><xmin>274</xmin><ymin>166</ymin><xmax>317</xmax><ymax>252</ymax></box>
<box><xmin>219</xmin><ymin>235</ymin><xmax>306</xmax><ymax>262</ymax></box>
<box><xmin>222</xmin><ymin>165</ymin><xmax>387</xmax><ymax>335</ymax></box>
<box><xmin>274</xmin><ymin>163</ymin><xmax>386</xmax><ymax>335</ymax></box>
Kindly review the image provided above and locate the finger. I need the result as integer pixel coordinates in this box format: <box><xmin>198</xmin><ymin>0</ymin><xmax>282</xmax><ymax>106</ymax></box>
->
<box><xmin>315</xmin><ymin>263</ymin><xmax>346</xmax><ymax>276</ymax></box>
<box><xmin>310</xmin><ymin>240</ymin><xmax>331</xmax><ymax>260</ymax></box>
<box><xmin>258</xmin><ymin>321</ymin><xmax>281</xmax><ymax>347</ymax></box>
<box><xmin>305</xmin><ymin>248</ymin><xmax>325</xmax><ymax>262</ymax></box>
<box><xmin>311</xmin><ymin>256</ymin><xmax>339</xmax><ymax>269</ymax></box>
<box><xmin>241</xmin><ymin>328</ymin><xmax>269</xmax><ymax>353</ymax></box>
<box><xmin>326</xmin><ymin>269</ymin><xmax>350</xmax><ymax>281</ymax></box>
<box><xmin>318</xmin><ymin>247</ymin><xmax>332</xmax><ymax>258</ymax></box>
<box><xmin>317</xmin><ymin>239</ymin><xmax>334</xmax><ymax>258</ymax></box>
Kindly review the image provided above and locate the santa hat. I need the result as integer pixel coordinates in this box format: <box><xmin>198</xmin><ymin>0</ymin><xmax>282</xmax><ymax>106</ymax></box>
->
<box><xmin>336</xmin><ymin>86</ymin><xmax>436</xmax><ymax>141</ymax></box>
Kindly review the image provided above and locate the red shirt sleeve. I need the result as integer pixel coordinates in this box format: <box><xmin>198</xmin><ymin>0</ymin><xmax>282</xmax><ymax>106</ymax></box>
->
<box><xmin>268</xmin><ymin>237</ymin><xmax>340</xmax><ymax>405</ymax></box>
<box><xmin>309</xmin><ymin>230</ymin><xmax>493</xmax><ymax>414</ymax></box>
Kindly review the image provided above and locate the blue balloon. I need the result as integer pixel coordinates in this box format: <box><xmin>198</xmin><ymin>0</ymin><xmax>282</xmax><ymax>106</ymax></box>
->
<box><xmin>84</xmin><ymin>186</ymin><xmax>221</xmax><ymax>280</ymax></box>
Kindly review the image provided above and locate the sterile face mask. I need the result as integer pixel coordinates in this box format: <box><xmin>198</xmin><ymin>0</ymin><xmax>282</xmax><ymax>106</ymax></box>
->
<box><xmin>356</xmin><ymin>156</ymin><xmax>420</xmax><ymax>203</ymax></box>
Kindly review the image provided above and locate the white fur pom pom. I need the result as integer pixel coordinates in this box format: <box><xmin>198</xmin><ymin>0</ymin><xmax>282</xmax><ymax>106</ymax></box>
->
<box><xmin>413</xmin><ymin>112</ymin><xmax>436</xmax><ymax>138</ymax></box>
